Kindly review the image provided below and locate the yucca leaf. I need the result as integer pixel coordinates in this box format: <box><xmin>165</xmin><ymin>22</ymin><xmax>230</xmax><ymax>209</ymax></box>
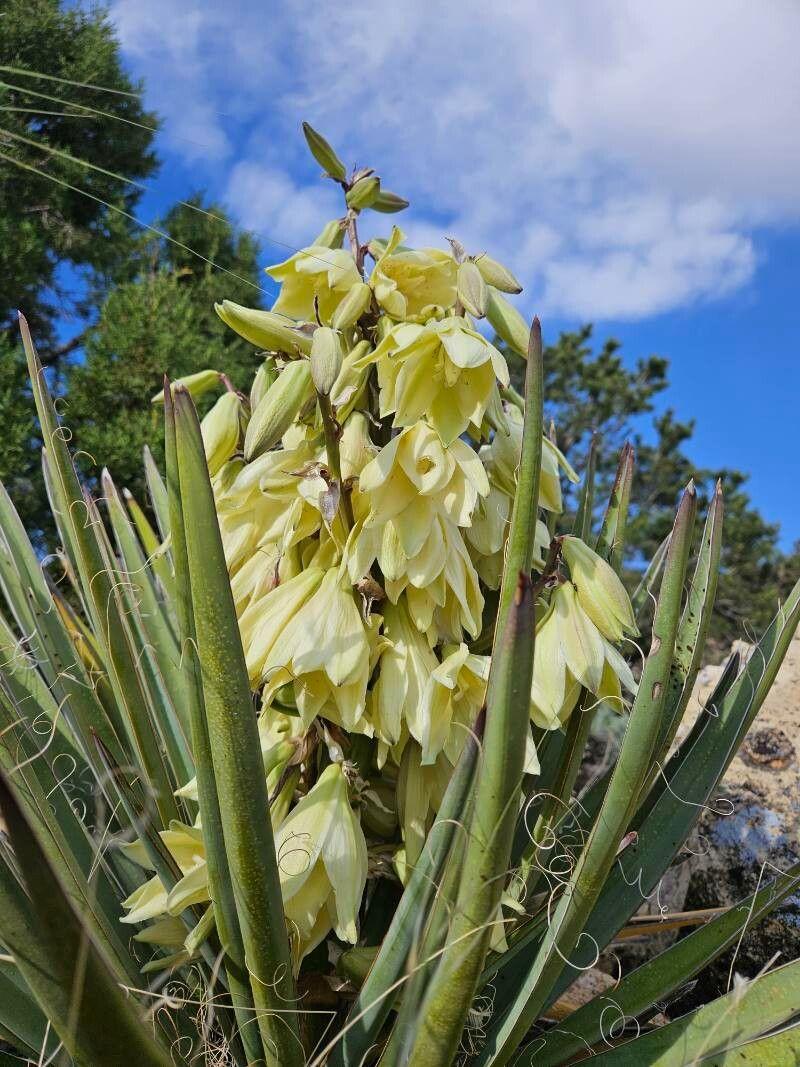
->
<box><xmin>144</xmin><ymin>444</ymin><xmax>172</xmax><ymax>547</ymax></box>
<box><xmin>0</xmin><ymin>481</ymin><xmax>120</xmax><ymax>766</ymax></box>
<box><xmin>125</xmin><ymin>482</ymin><xmax>176</xmax><ymax>606</ymax></box>
<box><xmin>172</xmin><ymin>385</ymin><xmax>303</xmax><ymax>1067</ymax></box>
<box><xmin>0</xmin><ymin>959</ymin><xmax>56</xmax><ymax>1060</ymax></box>
<box><xmin>572</xmin><ymin>432</ymin><xmax>598</xmax><ymax>540</ymax></box>
<box><xmin>330</xmin><ymin>710</ymin><xmax>484</xmax><ymax>1067</ymax></box>
<box><xmin>0</xmin><ymin>688</ymin><xmax>137</xmax><ymax>980</ymax></box>
<box><xmin>504</xmin><ymin>577</ymin><xmax>800</xmax><ymax>1022</ymax></box>
<box><xmin>0</xmin><ymin>769</ymin><xmax>174</xmax><ymax>1067</ymax></box>
<box><xmin>0</xmin><ymin>606</ymin><xmax>86</xmax><ymax>759</ymax></box>
<box><xmin>533</xmin><ymin>857</ymin><xmax>800</xmax><ymax>1064</ymax></box>
<box><xmin>588</xmin><ymin>956</ymin><xmax>800</xmax><ymax>1065</ymax></box>
<box><xmin>650</xmin><ymin>479</ymin><xmax>723</xmax><ymax>772</ymax></box>
<box><xmin>478</xmin><ymin>482</ymin><xmax>697</xmax><ymax>1065</ymax></box>
<box><xmin>102</xmin><ymin>468</ymin><xmax>193</xmax><ymax>784</ymax></box>
<box><xmin>163</xmin><ymin>383</ymin><xmax>264</xmax><ymax>1067</ymax></box>
<box><xmin>631</xmin><ymin>532</ymin><xmax>670</xmax><ymax>619</ymax></box>
<box><xmin>494</xmin><ymin>317</ymin><xmax>545</xmax><ymax>633</ymax></box>
<box><xmin>595</xmin><ymin>441</ymin><xmax>634</xmax><ymax>570</ymax></box>
<box><xmin>403</xmin><ymin>318</ymin><xmax>543</xmax><ymax>1067</ymax></box>
<box><xmin>697</xmin><ymin>1027</ymin><xmax>800</xmax><ymax>1065</ymax></box>
<box><xmin>18</xmin><ymin>314</ymin><xmax>178</xmax><ymax>826</ymax></box>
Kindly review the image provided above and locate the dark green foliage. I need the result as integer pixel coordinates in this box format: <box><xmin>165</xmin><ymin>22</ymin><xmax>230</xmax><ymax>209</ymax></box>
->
<box><xmin>0</xmin><ymin>335</ymin><xmax>39</xmax><ymax>533</ymax></box>
<box><xmin>0</xmin><ymin>0</ymin><xmax>157</xmax><ymax>342</ymax></box>
<box><xmin>65</xmin><ymin>198</ymin><xmax>263</xmax><ymax>503</ymax></box>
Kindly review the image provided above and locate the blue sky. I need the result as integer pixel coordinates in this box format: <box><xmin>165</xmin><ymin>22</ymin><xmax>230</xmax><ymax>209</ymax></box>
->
<box><xmin>104</xmin><ymin>0</ymin><xmax>799</xmax><ymax>546</ymax></box>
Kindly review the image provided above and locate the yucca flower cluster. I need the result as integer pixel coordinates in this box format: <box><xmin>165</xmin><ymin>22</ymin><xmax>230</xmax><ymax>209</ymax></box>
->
<box><xmin>129</xmin><ymin>123</ymin><xmax>640</xmax><ymax>970</ymax></box>
<box><xmin>4</xmin><ymin>121</ymin><xmax>800</xmax><ymax>1067</ymax></box>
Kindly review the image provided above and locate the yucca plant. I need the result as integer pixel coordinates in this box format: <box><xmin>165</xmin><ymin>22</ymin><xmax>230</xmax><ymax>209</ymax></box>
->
<box><xmin>1</xmin><ymin>123</ymin><xmax>799</xmax><ymax>1067</ymax></box>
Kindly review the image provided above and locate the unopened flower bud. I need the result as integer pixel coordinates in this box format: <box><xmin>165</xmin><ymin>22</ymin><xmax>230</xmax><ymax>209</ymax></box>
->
<box><xmin>201</xmin><ymin>391</ymin><xmax>242</xmax><ymax>476</ymax></box>
<box><xmin>301</xmin><ymin>121</ymin><xmax>347</xmax><ymax>181</ymax></box>
<box><xmin>331</xmin><ymin>282</ymin><xmax>372</xmax><ymax>330</ymax></box>
<box><xmin>485</xmin><ymin>288</ymin><xmax>531</xmax><ymax>357</ymax></box>
<box><xmin>457</xmin><ymin>260</ymin><xmax>488</xmax><ymax>317</ymax></box>
<box><xmin>215</xmin><ymin>300</ymin><xmax>313</xmax><ymax>355</ymax></box>
<box><xmin>244</xmin><ymin>360</ymin><xmax>314</xmax><ymax>460</ymax></box>
<box><xmin>473</xmin><ymin>253</ymin><xmax>522</xmax><ymax>294</ymax></box>
<box><xmin>313</xmin><ymin>218</ymin><xmax>346</xmax><ymax>249</ymax></box>
<box><xmin>249</xmin><ymin>357</ymin><xmax>277</xmax><ymax>411</ymax></box>
<box><xmin>371</xmin><ymin>189</ymin><xmax>410</xmax><ymax>214</ymax></box>
<box><xmin>561</xmin><ymin>535</ymin><xmax>639</xmax><ymax>642</ymax></box>
<box><xmin>310</xmin><ymin>327</ymin><xmax>342</xmax><ymax>396</ymax></box>
<box><xmin>346</xmin><ymin>175</ymin><xmax>381</xmax><ymax>210</ymax></box>
<box><xmin>151</xmin><ymin>368</ymin><xmax>219</xmax><ymax>405</ymax></box>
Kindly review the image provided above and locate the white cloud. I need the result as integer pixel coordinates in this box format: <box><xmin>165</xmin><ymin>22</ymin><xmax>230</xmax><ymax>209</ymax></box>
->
<box><xmin>110</xmin><ymin>0</ymin><xmax>800</xmax><ymax>319</ymax></box>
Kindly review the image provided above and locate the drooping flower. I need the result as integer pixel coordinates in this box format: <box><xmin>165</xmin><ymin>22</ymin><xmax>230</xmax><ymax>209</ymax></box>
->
<box><xmin>482</xmin><ymin>405</ymin><xmax>578</xmax><ymax>513</ymax></box>
<box><xmin>369</xmin><ymin>226</ymin><xmax>457</xmax><ymax>320</ymax></box>
<box><xmin>464</xmin><ymin>405</ymin><xmax>576</xmax><ymax>586</ymax></box>
<box><xmin>420</xmin><ymin>643</ymin><xmax>542</xmax><ymax>771</ymax></box>
<box><xmin>370</xmin><ymin>598</ymin><xmax>438</xmax><ymax>749</ymax></box>
<box><xmin>419</xmin><ymin>643</ymin><xmax>489</xmax><ymax>765</ymax></box>
<box><xmin>529</xmin><ymin>582</ymin><xmax>637</xmax><ymax>727</ymax></box>
<box><xmin>214</xmin><ymin>436</ymin><xmax>321</xmax><ymax>576</ymax></box>
<box><xmin>266</xmin><ymin>246</ymin><xmax>362</xmax><ymax>322</ymax></box>
<box><xmin>560</xmin><ymin>535</ymin><xmax>639</xmax><ymax>643</ymax></box>
<box><xmin>348</xmin><ymin>422</ymin><xmax>488</xmax><ymax>639</ymax></box>
<box><xmin>259</xmin><ymin>568</ymin><xmax>383</xmax><ymax>733</ymax></box>
<box><xmin>274</xmin><ymin>762</ymin><xmax>367</xmax><ymax>963</ymax></box>
<box><xmin>356</xmin><ymin>317</ymin><xmax>509</xmax><ymax>445</ymax></box>
<box><xmin>120</xmin><ymin>823</ymin><xmax>209</xmax><ymax>927</ymax></box>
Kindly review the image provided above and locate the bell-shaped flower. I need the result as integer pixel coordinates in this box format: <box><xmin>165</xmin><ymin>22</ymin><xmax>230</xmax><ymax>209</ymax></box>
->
<box><xmin>419</xmin><ymin>644</ymin><xmax>542</xmax><ymax>772</ymax></box>
<box><xmin>260</xmin><ymin>568</ymin><xmax>382</xmax><ymax>732</ymax></box>
<box><xmin>467</xmin><ymin>489</ymin><xmax>549</xmax><ymax>589</ymax></box>
<box><xmin>485</xmin><ymin>406</ymin><xmax>578</xmax><ymax>513</ymax></box>
<box><xmin>359</xmin><ymin>420</ymin><xmax>488</xmax><ymax>530</ymax></box>
<box><xmin>357</xmin><ymin>317</ymin><xmax>509</xmax><ymax>445</ymax></box>
<box><xmin>274</xmin><ymin>762</ymin><xmax>367</xmax><ymax>964</ymax></box>
<box><xmin>370</xmin><ymin>598</ymin><xmax>438</xmax><ymax>748</ymax></box>
<box><xmin>349</xmin><ymin>422</ymin><xmax>488</xmax><ymax>639</ymax></box>
<box><xmin>561</xmin><ymin>535</ymin><xmax>639</xmax><ymax>643</ymax></box>
<box><xmin>239</xmin><ymin>567</ymin><xmax>324</xmax><ymax>686</ymax></box>
<box><xmin>529</xmin><ymin>582</ymin><xmax>636</xmax><ymax>727</ymax></box>
<box><xmin>215</xmin><ymin>439</ymin><xmax>318</xmax><ymax>573</ymax></box>
<box><xmin>396</xmin><ymin>741</ymin><xmax>453</xmax><ymax>867</ymax></box>
<box><xmin>120</xmin><ymin>822</ymin><xmax>209</xmax><ymax>927</ymax></box>
<box><xmin>419</xmin><ymin>643</ymin><xmax>489</xmax><ymax>765</ymax></box>
<box><xmin>266</xmin><ymin>246</ymin><xmax>362</xmax><ymax>322</ymax></box>
<box><xmin>369</xmin><ymin>226</ymin><xmax>457</xmax><ymax>320</ymax></box>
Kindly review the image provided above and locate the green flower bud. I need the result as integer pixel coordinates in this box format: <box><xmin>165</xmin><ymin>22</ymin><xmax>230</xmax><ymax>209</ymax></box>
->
<box><xmin>457</xmin><ymin>260</ymin><xmax>488</xmax><ymax>317</ymax></box>
<box><xmin>249</xmin><ymin>357</ymin><xmax>277</xmax><ymax>411</ymax></box>
<box><xmin>485</xmin><ymin>288</ymin><xmax>530</xmax><ymax>357</ymax></box>
<box><xmin>370</xmin><ymin>189</ymin><xmax>410</xmax><ymax>214</ymax></box>
<box><xmin>346</xmin><ymin>175</ymin><xmax>381</xmax><ymax>210</ymax></box>
<box><xmin>313</xmin><ymin>218</ymin><xmax>346</xmax><ymax>249</ymax></box>
<box><xmin>244</xmin><ymin>360</ymin><xmax>314</xmax><ymax>460</ymax></box>
<box><xmin>337</xmin><ymin>945</ymin><xmax>379</xmax><ymax>986</ymax></box>
<box><xmin>301</xmin><ymin>121</ymin><xmax>347</xmax><ymax>182</ymax></box>
<box><xmin>310</xmin><ymin>327</ymin><xmax>342</xmax><ymax>396</ymax></box>
<box><xmin>215</xmin><ymin>300</ymin><xmax>313</xmax><ymax>355</ymax></box>
<box><xmin>200</xmin><ymin>391</ymin><xmax>242</xmax><ymax>476</ymax></box>
<box><xmin>151</xmin><ymin>368</ymin><xmax>220</xmax><ymax>405</ymax></box>
<box><xmin>331</xmin><ymin>281</ymin><xmax>372</xmax><ymax>330</ymax></box>
<box><xmin>473</xmin><ymin>253</ymin><xmax>523</xmax><ymax>294</ymax></box>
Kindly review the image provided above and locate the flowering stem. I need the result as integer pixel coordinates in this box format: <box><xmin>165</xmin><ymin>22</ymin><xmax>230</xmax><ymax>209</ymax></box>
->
<box><xmin>345</xmin><ymin>208</ymin><xmax>366</xmax><ymax>275</ymax></box>
<box><xmin>319</xmin><ymin>392</ymin><xmax>355</xmax><ymax>530</ymax></box>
